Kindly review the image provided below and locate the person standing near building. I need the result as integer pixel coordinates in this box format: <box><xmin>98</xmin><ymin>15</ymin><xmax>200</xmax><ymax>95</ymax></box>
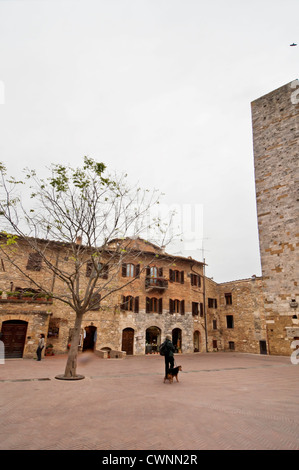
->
<box><xmin>36</xmin><ymin>334</ymin><xmax>45</xmax><ymax>361</ymax></box>
<box><xmin>160</xmin><ymin>335</ymin><xmax>175</xmax><ymax>380</ymax></box>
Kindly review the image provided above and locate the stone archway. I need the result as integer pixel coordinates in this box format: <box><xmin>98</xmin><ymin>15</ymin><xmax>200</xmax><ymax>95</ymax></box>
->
<box><xmin>172</xmin><ymin>328</ymin><xmax>182</xmax><ymax>353</ymax></box>
<box><xmin>83</xmin><ymin>324</ymin><xmax>97</xmax><ymax>352</ymax></box>
<box><xmin>145</xmin><ymin>326</ymin><xmax>161</xmax><ymax>354</ymax></box>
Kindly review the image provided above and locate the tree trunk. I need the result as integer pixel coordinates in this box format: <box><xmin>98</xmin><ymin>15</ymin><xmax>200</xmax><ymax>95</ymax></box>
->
<box><xmin>64</xmin><ymin>311</ymin><xmax>84</xmax><ymax>378</ymax></box>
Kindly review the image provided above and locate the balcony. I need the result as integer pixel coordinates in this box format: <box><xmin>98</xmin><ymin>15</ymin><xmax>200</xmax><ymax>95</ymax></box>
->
<box><xmin>0</xmin><ymin>291</ymin><xmax>53</xmax><ymax>304</ymax></box>
<box><xmin>145</xmin><ymin>276</ymin><xmax>168</xmax><ymax>292</ymax></box>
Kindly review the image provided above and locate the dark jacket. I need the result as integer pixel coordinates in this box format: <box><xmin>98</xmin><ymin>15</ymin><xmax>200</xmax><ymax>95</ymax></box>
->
<box><xmin>164</xmin><ymin>338</ymin><xmax>175</xmax><ymax>357</ymax></box>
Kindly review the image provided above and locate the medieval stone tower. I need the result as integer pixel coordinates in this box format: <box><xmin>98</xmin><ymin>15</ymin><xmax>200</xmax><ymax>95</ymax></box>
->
<box><xmin>251</xmin><ymin>80</ymin><xmax>299</xmax><ymax>355</ymax></box>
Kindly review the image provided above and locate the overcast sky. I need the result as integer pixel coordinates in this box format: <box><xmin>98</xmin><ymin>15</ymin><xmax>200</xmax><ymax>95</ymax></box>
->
<box><xmin>0</xmin><ymin>0</ymin><xmax>298</xmax><ymax>282</ymax></box>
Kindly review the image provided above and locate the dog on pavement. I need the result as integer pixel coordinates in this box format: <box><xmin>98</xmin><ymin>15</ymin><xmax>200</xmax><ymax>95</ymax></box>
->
<box><xmin>164</xmin><ymin>365</ymin><xmax>182</xmax><ymax>383</ymax></box>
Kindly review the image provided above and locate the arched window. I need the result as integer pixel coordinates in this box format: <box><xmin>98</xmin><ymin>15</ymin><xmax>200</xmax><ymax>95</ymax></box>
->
<box><xmin>126</xmin><ymin>264</ymin><xmax>135</xmax><ymax>277</ymax></box>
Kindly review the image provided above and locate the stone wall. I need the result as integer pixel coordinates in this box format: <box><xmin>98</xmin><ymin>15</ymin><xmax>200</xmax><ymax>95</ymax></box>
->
<box><xmin>251</xmin><ymin>80</ymin><xmax>299</xmax><ymax>355</ymax></box>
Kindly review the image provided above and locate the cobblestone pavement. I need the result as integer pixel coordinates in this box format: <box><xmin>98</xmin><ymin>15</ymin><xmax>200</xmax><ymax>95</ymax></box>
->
<box><xmin>0</xmin><ymin>352</ymin><xmax>298</xmax><ymax>450</ymax></box>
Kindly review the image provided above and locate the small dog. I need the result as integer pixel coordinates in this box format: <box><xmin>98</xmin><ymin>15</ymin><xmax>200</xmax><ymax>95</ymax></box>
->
<box><xmin>164</xmin><ymin>365</ymin><xmax>182</xmax><ymax>383</ymax></box>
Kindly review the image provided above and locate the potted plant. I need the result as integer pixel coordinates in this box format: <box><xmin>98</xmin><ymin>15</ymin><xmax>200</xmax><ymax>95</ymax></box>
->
<box><xmin>21</xmin><ymin>292</ymin><xmax>35</xmax><ymax>301</ymax></box>
<box><xmin>6</xmin><ymin>291</ymin><xmax>20</xmax><ymax>300</ymax></box>
<box><xmin>45</xmin><ymin>344</ymin><xmax>54</xmax><ymax>356</ymax></box>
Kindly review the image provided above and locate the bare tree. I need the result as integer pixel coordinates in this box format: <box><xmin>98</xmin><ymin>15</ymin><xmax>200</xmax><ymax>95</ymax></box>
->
<box><xmin>0</xmin><ymin>158</ymin><xmax>174</xmax><ymax>379</ymax></box>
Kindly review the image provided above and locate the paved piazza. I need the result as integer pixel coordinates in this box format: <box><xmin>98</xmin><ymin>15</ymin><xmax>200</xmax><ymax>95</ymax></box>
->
<box><xmin>0</xmin><ymin>352</ymin><xmax>298</xmax><ymax>450</ymax></box>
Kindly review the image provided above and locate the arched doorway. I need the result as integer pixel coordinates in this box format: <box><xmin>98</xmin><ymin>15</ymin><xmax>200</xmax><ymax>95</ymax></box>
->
<box><xmin>193</xmin><ymin>331</ymin><xmax>200</xmax><ymax>352</ymax></box>
<box><xmin>83</xmin><ymin>324</ymin><xmax>97</xmax><ymax>352</ymax></box>
<box><xmin>145</xmin><ymin>326</ymin><xmax>161</xmax><ymax>354</ymax></box>
<box><xmin>172</xmin><ymin>328</ymin><xmax>182</xmax><ymax>353</ymax></box>
<box><xmin>122</xmin><ymin>328</ymin><xmax>134</xmax><ymax>355</ymax></box>
<box><xmin>1</xmin><ymin>320</ymin><xmax>28</xmax><ymax>358</ymax></box>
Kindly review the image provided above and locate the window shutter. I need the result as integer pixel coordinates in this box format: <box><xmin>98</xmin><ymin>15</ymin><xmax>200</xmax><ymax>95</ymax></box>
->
<box><xmin>86</xmin><ymin>261</ymin><xmax>91</xmax><ymax>277</ymax></box>
<box><xmin>158</xmin><ymin>267</ymin><xmax>163</xmax><ymax>277</ymax></box>
<box><xmin>159</xmin><ymin>298</ymin><xmax>163</xmax><ymax>314</ymax></box>
<box><xmin>146</xmin><ymin>266</ymin><xmax>150</xmax><ymax>277</ymax></box>
<box><xmin>200</xmin><ymin>302</ymin><xmax>204</xmax><ymax>317</ymax></box>
<box><xmin>180</xmin><ymin>299</ymin><xmax>185</xmax><ymax>315</ymax></box>
<box><xmin>146</xmin><ymin>297</ymin><xmax>150</xmax><ymax>313</ymax></box>
<box><xmin>102</xmin><ymin>264</ymin><xmax>109</xmax><ymax>279</ymax></box>
<box><xmin>180</xmin><ymin>271</ymin><xmax>184</xmax><ymax>284</ymax></box>
<box><xmin>169</xmin><ymin>269</ymin><xmax>173</xmax><ymax>282</ymax></box>
<box><xmin>122</xmin><ymin>264</ymin><xmax>127</xmax><ymax>277</ymax></box>
<box><xmin>169</xmin><ymin>299</ymin><xmax>173</xmax><ymax>314</ymax></box>
<box><xmin>26</xmin><ymin>252</ymin><xmax>43</xmax><ymax>271</ymax></box>
<box><xmin>135</xmin><ymin>264</ymin><xmax>140</xmax><ymax>278</ymax></box>
<box><xmin>134</xmin><ymin>296</ymin><xmax>139</xmax><ymax>313</ymax></box>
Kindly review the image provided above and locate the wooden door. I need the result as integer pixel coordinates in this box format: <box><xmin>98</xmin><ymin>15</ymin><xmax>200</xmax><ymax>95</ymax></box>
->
<box><xmin>1</xmin><ymin>321</ymin><xmax>28</xmax><ymax>358</ymax></box>
<box><xmin>122</xmin><ymin>328</ymin><xmax>134</xmax><ymax>355</ymax></box>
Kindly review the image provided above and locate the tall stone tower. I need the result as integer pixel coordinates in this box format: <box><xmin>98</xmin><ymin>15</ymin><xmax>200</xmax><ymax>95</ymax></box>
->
<box><xmin>251</xmin><ymin>80</ymin><xmax>299</xmax><ymax>355</ymax></box>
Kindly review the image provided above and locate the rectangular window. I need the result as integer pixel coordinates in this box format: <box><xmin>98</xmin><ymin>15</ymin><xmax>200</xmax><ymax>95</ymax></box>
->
<box><xmin>190</xmin><ymin>273</ymin><xmax>201</xmax><ymax>287</ymax></box>
<box><xmin>225</xmin><ymin>293</ymin><xmax>232</xmax><ymax>305</ymax></box>
<box><xmin>90</xmin><ymin>293</ymin><xmax>101</xmax><ymax>310</ymax></box>
<box><xmin>212</xmin><ymin>340</ymin><xmax>218</xmax><ymax>349</ymax></box>
<box><xmin>86</xmin><ymin>261</ymin><xmax>109</xmax><ymax>279</ymax></box>
<box><xmin>26</xmin><ymin>252</ymin><xmax>42</xmax><ymax>271</ymax></box>
<box><xmin>169</xmin><ymin>299</ymin><xmax>185</xmax><ymax>315</ymax></box>
<box><xmin>213</xmin><ymin>319</ymin><xmax>217</xmax><ymax>329</ymax></box>
<box><xmin>169</xmin><ymin>269</ymin><xmax>184</xmax><ymax>284</ymax></box>
<box><xmin>229</xmin><ymin>341</ymin><xmax>235</xmax><ymax>350</ymax></box>
<box><xmin>121</xmin><ymin>295</ymin><xmax>139</xmax><ymax>313</ymax></box>
<box><xmin>208</xmin><ymin>298</ymin><xmax>217</xmax><ymax>308</ymax></box>
<box><xmin>146</xmin><ymin>297</ymin><xmax>162</xmax><ymax>314</ymax></box>
<box><xmin>192</xmin><ymin>302</ymin><xmax>199</xmax><ymax>316</ymax></box>
<box><xmin>226</xmin><ymin>315</ymin><xmax>234</xmax><ymax>329</ymax></box>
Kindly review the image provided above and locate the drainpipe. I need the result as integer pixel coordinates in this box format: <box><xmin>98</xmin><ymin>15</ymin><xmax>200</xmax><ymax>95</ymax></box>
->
<box><xmin>203</xmin><ymin>258</ymin><xmax>208</xmax><ymax>352</ymax></box>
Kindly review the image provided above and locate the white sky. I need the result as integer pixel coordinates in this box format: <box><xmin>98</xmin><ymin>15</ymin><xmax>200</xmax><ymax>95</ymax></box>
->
<box><xmin>0</xmin><ymin>0</ymin><xmax>298</xmax><ymax>282</ymax></box>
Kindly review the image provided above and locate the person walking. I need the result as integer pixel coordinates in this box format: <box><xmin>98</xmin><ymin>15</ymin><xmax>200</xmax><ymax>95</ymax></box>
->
<box><xmin>160</xmin><ymin>335</ymin><xmax>175</xmax><ymax>380</ymax></box>
<box><xmin>36</xmin><ymin>334</ymin><xmax>45</xmax><ymax>361</ymax></box>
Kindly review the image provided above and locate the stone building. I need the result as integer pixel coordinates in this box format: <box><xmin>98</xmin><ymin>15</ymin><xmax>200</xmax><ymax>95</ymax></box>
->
<box><xmin>251</xmin><ymin>80</ymin><xmax>299</xmax><ymax>355</ymax></box>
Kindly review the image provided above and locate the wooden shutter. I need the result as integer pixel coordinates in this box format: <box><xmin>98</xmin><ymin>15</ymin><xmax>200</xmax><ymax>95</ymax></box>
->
<box><xmin>180</xmin><ymin>299</ymin><xmax>185</xmax><ymax>315</ymax></box>
<box><xmin>169</xmin><ymin>269</ymin><xmax>174</xmax><ymax>282</ymax></box>
<box><xmin>101</xmin><ymin>264</ymin><xmax>109</xmax><ymax>279</ymax></box>
<box><xmin>169</xmin><ymin>299</ymin><xmax>173</xmax><ymax>314</ymax></box>
<box><xmin>134</xmin><ymin>296</ymin><xmax>139</xmax><ymax>313</ymax></box>
<box><xmin>158</xmin><ymin>267</ymin><xmax>163</xmax><ymax>277</ymax></box>
<box><xmin>135</xmin><ymin>264</ymin><xmax>140</xmax><ymax>278</ymax></box>
<box><xmin>146</xmin><ymin>297</ymin><xmax>150</xmax><ymax>313</ymax></box>
<box><xmin>200</xmin><ymin>302</ymin><xmax>204</xmax><ymax>317</ymax></box>
<box><xmin>159</xmin><ymin>298</ymin><xmax>163</xmax><ymax>314</ymax></box>
<box><xmin>122</xmin><ymin>264</ymin><xmax>127</xmax><ymax>277</ymax></box>
<box><xmin>26</xmin><ymin>252</ymin><xmax>43</xmax><ymax>271</ymax></box>
<box><xmin>180</xmin><ymin>271</ymin><xmax>184</xmax><ymax>284</ymax></box>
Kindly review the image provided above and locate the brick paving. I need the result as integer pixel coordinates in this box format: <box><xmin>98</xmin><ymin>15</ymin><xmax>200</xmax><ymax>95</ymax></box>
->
<box><xmin>0</xmin><ymin>352</ymin><xmax>298</xmax><ymax>450</ymax></box>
